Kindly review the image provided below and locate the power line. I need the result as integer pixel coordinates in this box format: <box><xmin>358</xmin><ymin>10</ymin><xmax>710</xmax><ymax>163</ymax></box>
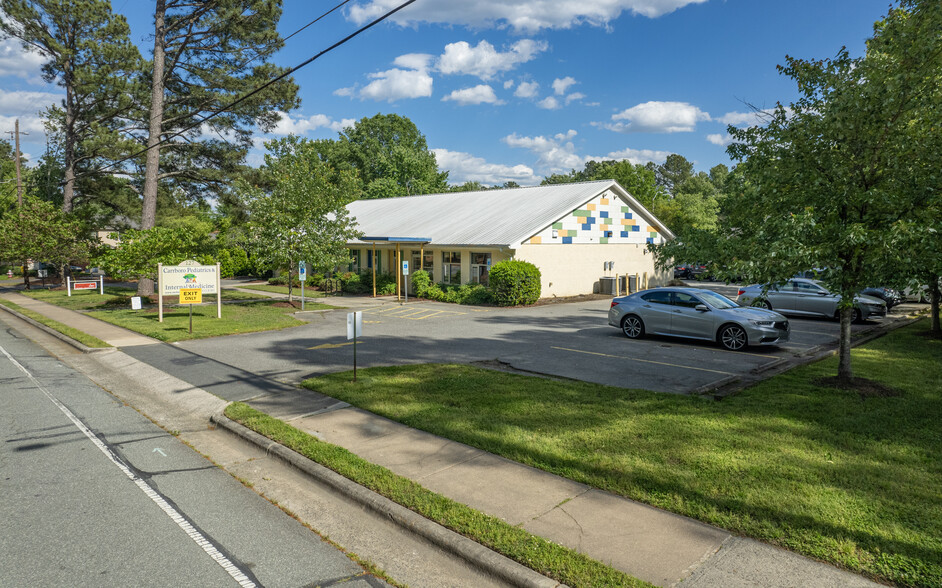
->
<box><xmin>90</xmin><ymin>0</ymin><xmax>416</xmax><ymax>178</ymax></box>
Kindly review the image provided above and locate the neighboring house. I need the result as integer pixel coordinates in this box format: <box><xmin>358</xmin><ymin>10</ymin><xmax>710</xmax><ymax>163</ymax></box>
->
<box><xmin>345</xmin><ymin>179</ymin><xmax>674</xmax><ymax>297</ymax></box>
<box><xmin>96</xmin><ymin>215</ymin><xmax>140</xmax><ymax>248</ymax></box>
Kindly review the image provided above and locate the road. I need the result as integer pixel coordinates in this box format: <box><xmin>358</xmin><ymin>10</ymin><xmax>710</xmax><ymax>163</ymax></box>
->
<box><xmin>0</xmin><ymin>326</ymin><xmax>385</xmax><ymax>588</ymax></box>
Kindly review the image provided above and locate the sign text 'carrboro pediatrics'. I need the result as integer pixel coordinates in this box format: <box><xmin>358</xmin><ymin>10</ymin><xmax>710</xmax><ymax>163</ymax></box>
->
<box><xmin>160</xmin><ymin>265</ymin><xmax>219</xmax><ymax>295</ymax></box>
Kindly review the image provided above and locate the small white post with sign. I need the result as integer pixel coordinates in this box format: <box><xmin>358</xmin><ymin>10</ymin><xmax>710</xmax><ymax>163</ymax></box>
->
<box><xmin>401</xmin><ymin>260</ymin><xmax>409</xmax><ymax>304</ymax></box>
<box><xmin>299</xmin><ymin>261</ymin><xmax>307</xmax><ymax>310</ymax></box>
<box><xmin>347</xmin><ymin>311</ymin><xmax>362</xmax><ymax>381</ymax></box>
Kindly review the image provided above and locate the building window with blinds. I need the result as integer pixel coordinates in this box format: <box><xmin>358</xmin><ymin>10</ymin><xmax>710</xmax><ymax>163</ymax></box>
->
<box><xmin>470</xmin><ymin>252</ymin><xmax>490</xmax><ymax>285</ymax></box>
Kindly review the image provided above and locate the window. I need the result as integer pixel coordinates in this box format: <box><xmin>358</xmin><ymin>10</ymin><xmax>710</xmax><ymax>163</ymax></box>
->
<box><xmin>367</xmin><ymin>249</ymin><xmax>381</xmax><ymax>270</ymax></box>
<box><xmin>348</xmin><ymin>249</ymin><xmax>361</xmax><ymax>272</ymax></box>
<box><xmin>671</xmin><ymin>292</ymin><xmax>702</xmax><ymax>308</ymax></box>
<box><xmin>640</xmin><ymin>291</ymin><xmax>671</xmax><ymax>305</ymax></box>
<box><xmin>470</xmin><ymin>252</ymin><xmax>491</xmax><ymax>285</ymax></box>
<box><xmin>442</xmin><ymin>251</ymin><xmax>461</xmax><ymax>284</ymax></box>
<box><xmin>411</xmin><ymin>250</ymin><xmax>433</xmax><ymax>273</ymax></box>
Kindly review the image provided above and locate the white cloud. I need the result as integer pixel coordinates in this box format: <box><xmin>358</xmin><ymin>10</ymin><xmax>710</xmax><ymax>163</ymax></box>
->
<box><xmin>393</xmin><ymin>53</ymin><xmax>435</xmax><ymax>70</ymax></box>
<box><xmin>442</xmin><ymin>84</ymin><xmax>504</xmax><ymax>106</ymax></box>
<box><xmin>347</xmin><ymin>0</ymin><xmax>708</xmax><ymax>33</ymax></box>
<box><xmin>564</xmin><ymin>92</ymin><xmax>586</xmax><ymax>105</ymax></box>
<box><xmin>503</xmin><ymin>130</ymin><xmax>585</xmax><ymax>172</ymax></box>
<box><xmin>432</xmin><ymin>148</ymin><xmax>538</xmax><ymax>185</ymax></box>
<box><xmin>599</xmin><ymin>147</ymin><xmax>671</xmax><ymax>165</ymax></box>
<box><xmin>0</xmin><ymin>39</ymin><xmax>46</xmax><ymax>80</ymax></box>
<box><xmin>436</xmin><ymin>39</ymin><xmax>548</xmax><ymax>80</ymax></box>
<box><xmin>716</xmin><ymin>107</ymin><xmax>788</xmax><ymax>127</ymax></box>
<box><xmin>269</xmin><ymin>111</ymin><xmax>356</xmax><ymax>135</ymax></box>
<box><xmin>537</xmin><ymin>96</ymin><xmax>560</xmax><ymax>110</ymax></box>
<box><xmin>354</xmin><ymin>67</ymin><xmax>434</xmax><ymax>102</ymax></box>
<box><xmin>514</xmin><ymin>80</ymin><xmax>539</xmax><ymax>99</ymax></box>
<box><xmin>606</xmin><ymin>101</ymin><xmax>710</xmax><ymax>133</ymax></box>
<box><xmin>503</xmin><ymin>80</ymin><xmax>515</xmax><ymax>89</ymax></box>
<box><xmin>0</xmin><ymin>114</ymin><xmax>47</xmax><ymax>136</ymax></box>
<box><xmin>552</xmin><ymin>76</ymin><xmax>577</xmax><ymax>95</ymax></box>
<box><xmin>0</xmin><ymin>88</ymin><xmax>61</xmax><ymax>115</ymax></box>
<box><xmin>706</xmin><ymin>133</ymin><xmax>733</xmax><ymax>146</ymax></box>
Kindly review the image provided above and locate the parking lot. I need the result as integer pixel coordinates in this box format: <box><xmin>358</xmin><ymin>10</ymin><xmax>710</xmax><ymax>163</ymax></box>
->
<box><xmin>167</xmin><ymin>282</ymin><xmax>924</xmax><ymax>395</ymax></box>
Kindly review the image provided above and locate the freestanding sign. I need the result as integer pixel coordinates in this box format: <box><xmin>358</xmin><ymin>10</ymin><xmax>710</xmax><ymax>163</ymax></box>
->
<box><xmin>299</xmin><ymin>261</ymin><xmax>307</xmax><ymax>310</ymax></box>
<box><xmin>157</xmin><ymin>261</ymin><xmax>221</xmax><ymax>322</ymax></box>
<box><xmin>347</xmin><ymin>311</ymin><xmax>363</xmax><ymax>381</ymax></box>
<box><xmin>67</xmin><ymin>275</ymin><xmax>104</xmax><ymax>296</ymax></box>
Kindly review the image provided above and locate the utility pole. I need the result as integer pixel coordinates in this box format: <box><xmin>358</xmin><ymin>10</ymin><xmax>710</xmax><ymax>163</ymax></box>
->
<box><xmin>6</xmin><ymin>119</ymin><xmax>29</xmax><ymax>288</ymax></box>
<box><xmin>5</xmin><ymin>119</ymin><xmax>27</xmax><ymax>206</ymax></box>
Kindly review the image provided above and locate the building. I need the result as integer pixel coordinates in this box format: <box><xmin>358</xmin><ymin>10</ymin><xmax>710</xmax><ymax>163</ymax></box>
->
<box><xmin>345</xmin><ymin>180</ymin><xmax>674</xmax><ymax>298</ymax></box>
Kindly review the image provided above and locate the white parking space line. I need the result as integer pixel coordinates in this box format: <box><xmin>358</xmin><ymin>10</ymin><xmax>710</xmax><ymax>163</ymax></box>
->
<box><xmin>0</xmin><ymin>345</ymin><xmax>257</xmax><ymax>588</ymax></box>
<box><xmin>551</xmin><ymin>346</ymin><xmax>737</xmax><ymax>375</ymax></box>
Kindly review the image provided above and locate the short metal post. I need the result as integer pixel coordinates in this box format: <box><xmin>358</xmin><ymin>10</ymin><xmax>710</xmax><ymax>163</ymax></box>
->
<box><xmin>189</xmin><ymin>304</ymin><xmax>193</xmax><ymax>334</ymax></box>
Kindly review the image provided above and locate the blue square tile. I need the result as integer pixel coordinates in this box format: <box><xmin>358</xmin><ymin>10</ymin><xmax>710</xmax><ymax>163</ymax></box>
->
<box><xmin>563</xmin><ymin>237</ymin><xmax>573</xmax><ymax>244</ymax></box>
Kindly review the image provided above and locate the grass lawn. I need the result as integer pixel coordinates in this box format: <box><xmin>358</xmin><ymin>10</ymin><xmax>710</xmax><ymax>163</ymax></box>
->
<box><xmin>22</xmin><ymin>285</ymin><xmax>265</xmax><ymax>311</ymax></box>
<box><xmin>225</xmin><ymin>402</ymin><xmax>650</xmax><ymax>588</ymax></box>
<box><xmin>301</xmin><ymin>321</ymin><xmax>942</xmax><ymax>588</ymax></box>
<box><xmin>0</xmin><ymin>298</ymin><xmax>111</xmax><ymax>348</ymax></box>
<box><xmin>86</xmin><ymin>299</ymin><xmax>330</xmax><ymax>342</ymax></box>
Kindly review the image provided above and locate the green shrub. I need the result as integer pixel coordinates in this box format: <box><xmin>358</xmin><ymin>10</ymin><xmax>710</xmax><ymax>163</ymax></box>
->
<box><xmin>411</xmin><ymin>270</ymin><xmax>432</xmax><ymax>297</ymax></box>
<box><xmin>488</xmin><ymin>260</ymin><xmax>541</xmax><ymax>306</ymax></box>
<box><xmin>268</xmin><ymin>275</ymin><xmax>287</xmax><ymax>285</ymax></box>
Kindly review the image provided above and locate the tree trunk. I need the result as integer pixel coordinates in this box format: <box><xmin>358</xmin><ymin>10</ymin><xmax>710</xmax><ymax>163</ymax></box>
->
<box><xmin>930</xmin><ymin>275</ymin><xmax>941</xmax><ymax>337</ymax></box>
<box><xmin>837</xmin><ymin>306</ymin><xmax>853</xmax><ymax>381</ymax></box>
<box><xmin>287</xmin><ymin>266</ymin><xmax>293</xmax><ymax>303</ymax></box>
<box><xmin>138</xmin><ymin>0</ymin><xmax>167</xmax><ymax>297</ymax></box>
<box><xmin>62</xmin><ymin>62</ymin><xmax>76</xmax><ymax>214</ymax></box>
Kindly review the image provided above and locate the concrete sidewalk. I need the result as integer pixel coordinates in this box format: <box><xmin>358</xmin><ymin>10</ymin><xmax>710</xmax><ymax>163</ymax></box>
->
<box><xmin>0</xmin><ymin>288</ymin><xmax>882</xmax><ymax>587</ymax></box>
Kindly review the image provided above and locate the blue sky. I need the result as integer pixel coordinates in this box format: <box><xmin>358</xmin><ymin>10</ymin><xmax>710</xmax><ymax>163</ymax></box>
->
<box><xmin>1</xmin><ymin>0</ymin><xmax>894</xmax><ymax>186</ymax></box>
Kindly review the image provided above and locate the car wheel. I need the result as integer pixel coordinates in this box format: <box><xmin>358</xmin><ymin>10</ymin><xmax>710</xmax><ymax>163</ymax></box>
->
<box><xmin>762</xmin><ymin>300</ymin><xmax>773</xmax><ymax>311</ymax></box>
<box><xmin>719</xmin><ymin>324</ymin><xmax>747</xmax><ymax>351</ymax></box>
<box><xmin>621</xmin><ymin>315</ymin><xmax>645</xmax><ymax>339</ymax></box>
<box><xmin>851</xmin><ymin>307</ymin><xmax>862</xmax><ymax>323</ymax></box>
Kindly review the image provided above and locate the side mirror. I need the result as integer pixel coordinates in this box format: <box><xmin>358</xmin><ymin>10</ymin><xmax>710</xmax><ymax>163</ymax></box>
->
<box><xmin>695</xmin><ymin>304</ymin><xmax>710</xmax><ymax>312</ymax></box>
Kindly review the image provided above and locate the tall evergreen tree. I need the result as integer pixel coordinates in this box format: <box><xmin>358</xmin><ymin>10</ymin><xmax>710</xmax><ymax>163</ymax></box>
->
<box><xmin>0</xmin><ymin>0</ymin><xmax>142</xmax><ymax>213</ymax></box>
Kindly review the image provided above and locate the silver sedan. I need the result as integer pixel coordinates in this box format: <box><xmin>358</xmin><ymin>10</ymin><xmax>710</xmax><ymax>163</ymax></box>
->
<box><xmin>737</xmin><ymin>278</ymin><xmax>886</xmax><ymax>322</ymax></box>
<box><xmin>608</xmin><ymin>287</ymin><xmax>790</xmax><ymax>351</ymax></box>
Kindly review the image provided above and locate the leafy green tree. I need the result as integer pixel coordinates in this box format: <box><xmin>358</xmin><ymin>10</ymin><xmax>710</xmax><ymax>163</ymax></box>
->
<box><xmin>656</xmin><ymin>0</ymin><xmax>942</xmax><ymax>381</ymax></box>
<box><xmin>654</xmin><ymin>153</ymin><xmax>694</xmax><ymax>194</ymax></box>
<box><xmin>0</xmin><ymin>0</ymin><xmax>142</xmax><ymax>213</ymax></box>
<box><xmin>136</xmin><ymin>0</ymin><xmax>300</xmax><ymax>295</ymax></box>
<box><xmin>93</xmin><ymin>225</ymin><xmax>214</xmax><ymax>286</ymax></box>
<box><xmin>0</xmin><ymin>197</ymin><xmax>93</xmax><ymax>289</ymax></box>
<box><xmin>315</xmin><ymin>114</ymin><xmax>449</xmax><ymax>199</ymax></box>
<box><xmin>241</xmin><ymin>135</ymin><xmax>362</xmax><ymax>302</ymax></box>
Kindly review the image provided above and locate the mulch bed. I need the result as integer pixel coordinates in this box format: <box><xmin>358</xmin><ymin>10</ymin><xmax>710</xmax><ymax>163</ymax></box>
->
<box><xmin>813</xmin><ymin>376</ymin><xmax>903</xmax><ymax>398</ymax></box>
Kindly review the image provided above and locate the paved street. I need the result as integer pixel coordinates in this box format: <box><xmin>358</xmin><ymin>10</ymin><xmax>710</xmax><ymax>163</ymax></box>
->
<box><xmin>0</xmin><ymin>325</ymin><xmax>385</xmax><ymax>588</ymax></box>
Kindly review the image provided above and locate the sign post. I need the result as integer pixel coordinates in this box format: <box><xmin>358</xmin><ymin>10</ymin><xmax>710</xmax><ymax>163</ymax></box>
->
<box><xmin>299</xmin><ymin>261</ymin><xmax>307</xmax><ymax>310</ymax></box>
<box><xmin>179</xmin><ymin>288</ymin><xmax>202</xmax><ymax>334</ymax></box>
<box><xmin>401</xmin><ymin>260</ymin><xmax>409</xmax><ymax>304</ymax></box>
<box><xmin>347</xmin><ymin>311</ymin><xmax>362</xmax><ymax>381</ymax></box>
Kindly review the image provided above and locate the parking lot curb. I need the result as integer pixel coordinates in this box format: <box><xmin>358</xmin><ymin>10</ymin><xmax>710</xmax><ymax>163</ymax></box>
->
<box><xmin>210</xmin><ymin>409</ymin><xmax>567</xmax><ymax>588</ymax></box>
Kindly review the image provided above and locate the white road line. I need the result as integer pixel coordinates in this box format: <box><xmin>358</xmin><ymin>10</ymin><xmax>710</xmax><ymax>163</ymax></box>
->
<box><xmin>0</xmin><ymin>345</ymin><xmax>256</xmax><ymax>588</ymax></box>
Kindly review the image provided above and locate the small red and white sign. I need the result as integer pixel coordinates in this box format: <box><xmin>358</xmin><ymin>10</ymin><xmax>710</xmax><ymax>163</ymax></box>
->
<box><xmin>73</xmin><ymin>281</ymin><xmax>97</xmax><ymax>290</ymax></box>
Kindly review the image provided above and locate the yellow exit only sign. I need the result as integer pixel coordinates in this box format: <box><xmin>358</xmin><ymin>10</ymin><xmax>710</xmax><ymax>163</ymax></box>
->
<box><xmin>179</xmin><ymin>288</ymin><xmax>202</xmax><ymax>304</ymax></box>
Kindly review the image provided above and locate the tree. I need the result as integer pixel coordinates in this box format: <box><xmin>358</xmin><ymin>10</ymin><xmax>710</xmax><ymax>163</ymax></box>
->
<box><xmin>241</xmin><ymin>136</ymin><xmax>362</xmax><ymax>302</ymax></box>
<box><xmin>0</xmin><ymin>0</ymin><xmax>142</xmax><ymax>214</ymax></box>
<box><xmin>655</xmin><ymin>0</ymin><xmax>942</xmax><ymax>381</ymax></box>
<box><xmin>93</xmin><ymin>225</ymin><xmax>214</xmax><ymax>286</ymax></box>
<box><xmin>316</xmin><ymin>114</ymin><xmax>449</xmax><ymax>199</ymax></box>
<box><xmin>136</xmin><ymin>0</ymin><xmax>300</xmax><ymax>295</ymax></box>
<box><xmin>0</xmin><ymin>197</ymin><xmax>93</xmax><ymax>289</ymax></box>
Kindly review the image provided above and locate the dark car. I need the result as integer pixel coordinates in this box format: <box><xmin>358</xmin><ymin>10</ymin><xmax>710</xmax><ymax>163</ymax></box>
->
<box><xmin>673</xmin><ymin>263</ymin><xmax>708</xmax><ymax>280</ymax></box>
<box><xmin>860</xmin><ymin>287</ymin><xmax>903</xmax><ymax>309</ymax></box>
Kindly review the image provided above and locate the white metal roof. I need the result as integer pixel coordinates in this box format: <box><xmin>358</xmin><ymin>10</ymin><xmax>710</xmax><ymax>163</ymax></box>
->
<box><xmin>346</xmin><ymin>179</ymin><xmax>674</xmax><ymax>247</ymax></box>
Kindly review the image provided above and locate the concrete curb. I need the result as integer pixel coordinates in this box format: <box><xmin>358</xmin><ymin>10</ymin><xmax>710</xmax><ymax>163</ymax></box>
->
<box><xmin>210</xmin><ymin>410</ymin><xmax>567</xmax><ymax>588</ymax></box>
<box><xmin>0</xmin><ymin>303</ymin><xmax>113</xmax><ymax>354</ymax></box>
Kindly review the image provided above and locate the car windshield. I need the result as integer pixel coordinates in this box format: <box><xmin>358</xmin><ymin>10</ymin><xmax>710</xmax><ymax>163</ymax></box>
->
<box><xmin>697</xmin><ymin>291</ymin><xmax>739</xmax><ymax>309</ymax></box>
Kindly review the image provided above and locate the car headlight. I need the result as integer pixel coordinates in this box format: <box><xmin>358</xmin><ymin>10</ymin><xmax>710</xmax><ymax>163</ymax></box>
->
<box><xmin>750</xmin><ymin>319</ymin><xmax>775</xmax><ymax>327</ymax></box>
